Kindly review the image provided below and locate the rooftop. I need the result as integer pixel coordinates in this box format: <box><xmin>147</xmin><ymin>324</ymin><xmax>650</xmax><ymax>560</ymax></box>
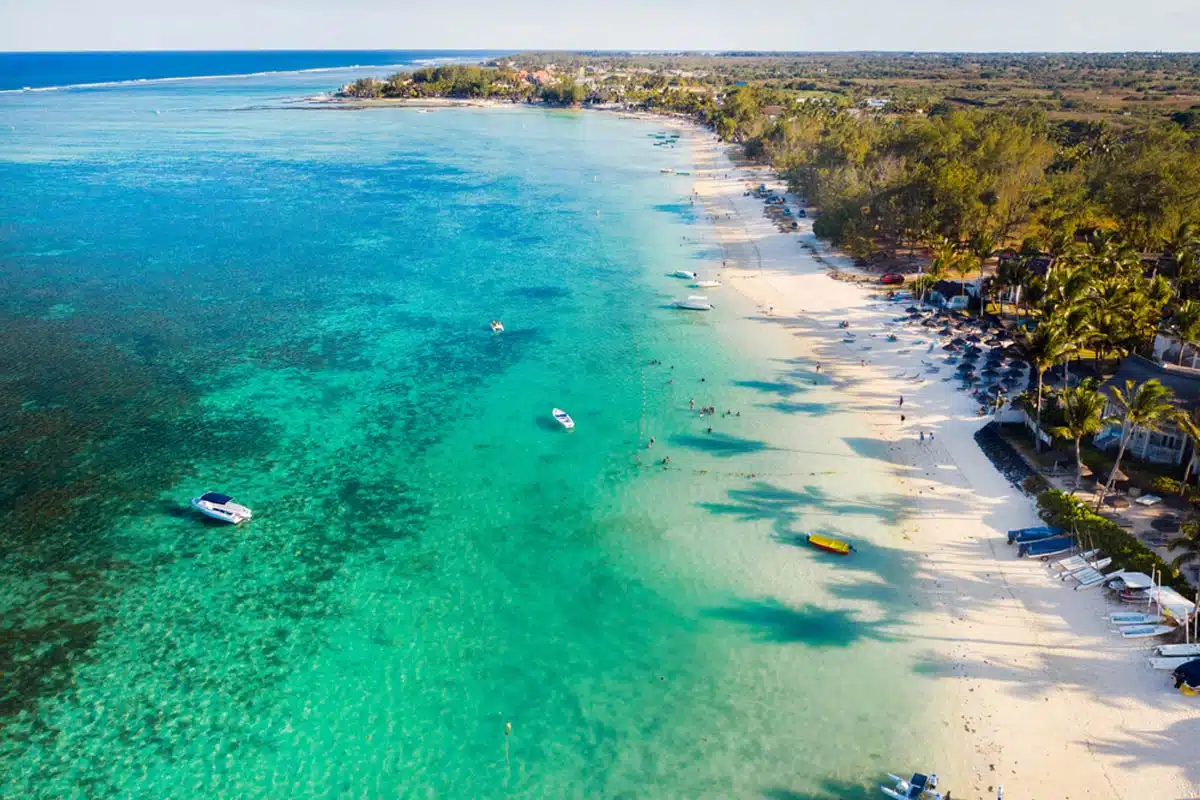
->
<box><xmin>1101</xmin><ymin>355</ymin><xmax>1200</xmax><ymax>409</ymax></box>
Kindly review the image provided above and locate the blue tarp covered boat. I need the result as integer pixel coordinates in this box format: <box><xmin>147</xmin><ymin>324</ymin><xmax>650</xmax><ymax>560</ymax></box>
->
<box><xmin>1006</xmin><ymin>525</ymin><xmax>1065</xmax><ymax>544</ymax></box>
<box><xmin>1018</xmin><ymin>536</ymin><xmax>1073</xmax><ymax>558</ymax></box>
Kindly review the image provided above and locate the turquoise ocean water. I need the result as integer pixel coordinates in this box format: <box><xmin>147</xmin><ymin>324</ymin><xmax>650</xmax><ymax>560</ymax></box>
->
<box><xmin>0</xmin><ymin>68</ymin><xmax>939</xmax><ymax>798</ymax></box>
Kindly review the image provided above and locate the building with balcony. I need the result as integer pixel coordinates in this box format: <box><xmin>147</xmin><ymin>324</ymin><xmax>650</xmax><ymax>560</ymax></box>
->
<box><xmin>1094</xmin><ymin>355</ymin><xmax>1200</xmax><ymax>466</ymax></box>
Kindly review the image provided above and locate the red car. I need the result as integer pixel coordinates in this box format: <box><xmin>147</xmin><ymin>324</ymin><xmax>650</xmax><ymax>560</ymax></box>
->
<box><xmin>880</xmin><ymin>273</ymin><xmax>905</xmax><ymax>285</ymax></box>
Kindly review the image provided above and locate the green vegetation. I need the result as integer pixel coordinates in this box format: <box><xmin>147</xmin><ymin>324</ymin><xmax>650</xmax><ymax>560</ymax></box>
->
<box><xmin>1038</xmin><ymin>490</ymin><xmax>1192</xmax><ymax>594</ymax></box>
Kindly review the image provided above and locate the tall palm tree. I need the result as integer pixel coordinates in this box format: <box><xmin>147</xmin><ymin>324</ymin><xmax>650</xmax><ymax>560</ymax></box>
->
<box><xmin>1021</xmin><ymin>325</ymin><xmax>1071</xmax><ymax>452</ymax></box>
<box><xmin>1175</xmin><ymin>407</ymin><xmax>1200</xmax><ymax>493</ymax></box>
<box><xmin>1045</xmin><ymin>305</ymin><xmax>1094</xmax><ymax>387</ymax></box>
<box><xmin>924</xmin><ymin>237</ymin><xmax>957</xmax><ymax>304</ymax></box>
<box><xmin>1170</xmin><ymin>300</ymin><xmax>1200</xmax><ymax>366</ymax></box>
<box><xmin>1049</xmin><ymin>386</ymin><xmax>1116</xmax><ymax>490</ymax></box>
<box><xmin>1168</xmin><ymin>523</ymin><xmax>1200</xmax><ymax>572</ymax></box>
<box><xmin>969</xmin><ymin>230</ymin><xmax>997</xmax><ymax>307</ymax></box>
<box><xmin>1097</xmin><ymin>379</ymin><xmax>1177</xmax><ymax>508</ymax></box>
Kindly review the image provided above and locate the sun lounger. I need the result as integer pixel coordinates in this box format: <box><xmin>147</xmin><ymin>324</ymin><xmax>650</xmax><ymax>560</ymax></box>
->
<box><xmin>1135</xmin><ymin>494</ymin><xmax>1163</xmax><ymax>507</ymax></box>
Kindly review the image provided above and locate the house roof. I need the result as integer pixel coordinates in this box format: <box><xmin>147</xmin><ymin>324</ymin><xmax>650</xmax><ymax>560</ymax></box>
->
<box><xmin>1101</xmin><ymin>355</ymin><xmax>1200</xmax><ymax>411</ymax></box>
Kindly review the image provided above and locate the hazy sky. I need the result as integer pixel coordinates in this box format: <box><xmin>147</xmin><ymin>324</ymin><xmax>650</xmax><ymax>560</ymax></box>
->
<box><xmin>3</xmin><ymin>0</ymin><xmax>1199</xmax><ymax>52</ymax></box>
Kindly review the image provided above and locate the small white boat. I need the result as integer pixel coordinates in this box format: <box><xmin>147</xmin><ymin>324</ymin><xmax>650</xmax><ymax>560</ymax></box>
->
<box><xmin>1150</xmin><ymin>656</ymin><xmax>1200</xmax><ymax>670</ymax></box>
<box><xmin>673</xmin><ymin>269</ymin><xmax>698</xmax><ymax>279</ymax></box>
<box><xmin>693</xmin><ymin>280</ymin><xmax>722</xmax><ymax>289</ymax></box>
<box><xmin>1121</xmin><ymin>624</ymin><xmax>1174</xmax><ymax>639</ymax></box>
<box><xmin>552</xmin><ymin>408</ymin><xmax>574</xmax><ymax>429</ymax></box>
<box><xmin>674</xmin><ymin>296</ymin><xmax>713</xmax><ymax>311</ymax></box>
<box><xmin>881</xmin><ymin>772</ymin><xmax>943</xmax><ymax>800</ymax></box>
<box><xmin>190</xmin><ymin>492</ymin><xmax>252</xmax><ymax>524</ymax></box>
<box><xmin>490</xmin><ymin>320</ymin><xmax>504</xmax><ymax>333</ymax></box>
<box><xmin>1156</xmin><ymin>643</ymin><xmax>1200</xmax><ymax>657</ymax></box>
<box><xmin>660</xmin><ymin>168</ymin><xmax>674</xmax><ymax>174</ymax></box>
<box><xmin>1111</xmin><ymin>612</ymin><xmax>1164</xmax><ymax>626</ymax></box>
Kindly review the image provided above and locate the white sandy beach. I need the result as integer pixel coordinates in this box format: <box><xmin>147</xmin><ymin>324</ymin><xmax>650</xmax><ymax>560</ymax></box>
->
<box><xmin>682</xmin><ymin>129</ymin><xmax>1200</xmax><ymax>799</ymax></box>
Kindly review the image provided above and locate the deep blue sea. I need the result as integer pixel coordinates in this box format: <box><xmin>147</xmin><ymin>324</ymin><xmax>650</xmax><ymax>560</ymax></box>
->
<box><xmin>0</xmin><ymin>62</ymin><xmax>936</xmax><ymax>797</ymax></box>
<box><xmin>0</xmin><ymin>50</ymin><xmax>497</xmax><ymax>92</ymax></box>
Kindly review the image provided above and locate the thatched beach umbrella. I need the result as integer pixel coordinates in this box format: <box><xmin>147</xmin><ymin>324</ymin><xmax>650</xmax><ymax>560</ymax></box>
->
<box><xmin>1103</xmin><ymin>494</ymin><xmax>1131</xmax><ymax>509</ymax></box>
<box><xmin>1103</xmin><ymin>467</ymin><xmax>1130</xmax><ymax>486</ymax></box>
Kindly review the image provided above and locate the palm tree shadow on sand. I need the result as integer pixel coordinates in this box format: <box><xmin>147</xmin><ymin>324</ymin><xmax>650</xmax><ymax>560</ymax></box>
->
<box><xmin>706</xmin><ymin>599</ymin><xmax>896</xmax><ymax>647</ymax></box>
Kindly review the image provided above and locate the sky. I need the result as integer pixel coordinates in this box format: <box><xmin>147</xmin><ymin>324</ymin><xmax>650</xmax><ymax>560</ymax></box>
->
<box><xmin>2</xmin><ymin>0</ymin><xmax>1199</xmax><ymax>52</ymax></box>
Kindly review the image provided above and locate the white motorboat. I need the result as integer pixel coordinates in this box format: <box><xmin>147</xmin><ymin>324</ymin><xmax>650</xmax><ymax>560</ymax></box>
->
<box><xmin>1156</xmin><ymin>643</ymin><xmax>1200</xmax><ymax>657</ymax></box>
<box><xmin>674</xmin><ymin>295</ymin><xmax>713</xmax><ymax>311</ymax></box>
<box><xmin>190</xmin><ymin>492</ymin><xmax>253</xmax><ymax>524</ymax></box>
<box><xmin>693</xmin><ymin>280</ymin><xmax>722</xmax><ymax>289</ymax></box>
<box><xmin>881</xmin><ymin>772</ymin><xmax>942</xmax><ymax>799</ymax></box>
<box><xmin>673</xmin><ymin>269</ymin><xmax>698</xmax><ymax>279</ymax></box>
<box><xmin>1150</xmin><ymin>655</ymin><xmax>1200</xmax><ymax>670</ymax></box>
<box><xmin>552</xmin><ymin>408</ymin><xmax>575</xmax><ymax>430</ymax></box>
<box><xmin>491</xmin><ymin>320</ymin><xmax>504</xmax><ymax>333</ymax></box>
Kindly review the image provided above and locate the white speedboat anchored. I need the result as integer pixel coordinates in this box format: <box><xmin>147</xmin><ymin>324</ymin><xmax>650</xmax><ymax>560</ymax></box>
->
<box><xmin>190</xmin><ymin>492</ymin><xmax>253</xmax><ymax>524</ymax></box>
<box><xmin>552</xmin><ymin>408</ymin><xmax>575</xmax><ymax>429</ymax></box>
<box><xmin>673</xmin><ymin>269</ymin><xmax>698</xmax><ymax>279</ymax></box>
<box><xmin>694</xmin><ymin>280</ymin><xmax>722</xmax><ymax>289</ymax></box>
<box><xmin>881</xmin><ymin>772</ymin><xmax>943</xmax><ymax>799</ymax></box>
<box><xmin>674</xmin><ymin>295</ymin><xmax>713</xmax><ymax>311</ymax></box>
<box><xmin>491</xmin><ymin>320</ymin><xmax>504</xmax><ymax>333</ymax></box>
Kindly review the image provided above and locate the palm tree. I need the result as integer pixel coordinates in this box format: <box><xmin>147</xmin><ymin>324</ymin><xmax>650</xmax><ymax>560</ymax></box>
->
<box><xmin>1045</xmin><ymin>306</ymin><xmax>1093</xmax><ymax>387</ymax></box>
<box><xmin>1170</xmin><ymin>300</ymin><xmax>1200</xmax><ymax>366</ymax></box>
<box><xmin>969</xmin><ymin>230</ymin><xmax>997</xmax><ymax>307</ymax></box>
<box><xmin>1168</xmin><ymin>523</ymin><xmax>1200</xmax><ymax>572</ymax></box>
<box><xmin>1049</xmin><ymin>386</ymin><xmax>1116</xmax><ymax>490</ymax></box>
<box><xmin>1175</xmin><ymin>408</ymin><xmax>1200</xmax><ymax>493</ymax></box>
<box><xmin>1096</xmin><ymin>379</ymin><xmax>1177</xmax><ymax>508</ymax></box>
<box><xmin>923</xmin><ymin>237</ymin><xmax>957</xmax><ymax>305</ymax></box>
<box><xmin>1021</xmin><ymin>325</ymin><xmax>1071</xmax><ymax>452</ymax></box>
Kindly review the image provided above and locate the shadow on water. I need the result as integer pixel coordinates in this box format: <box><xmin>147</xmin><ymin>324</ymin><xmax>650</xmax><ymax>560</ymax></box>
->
<box><xmin>707</xmin><ymin>600</ymin><xmax>895</xmax><ymax>647</ymax></box>
<box><xmin>733</xmin><ymin>379</ymin><xmax>809</xmax><ymax>398</ymax></box>
<box><xmin>701</xmin><ymin>481</ymin><xmax>907</xmax><ymax>528</ymax></box>
<box><xmin>763</xmin><ymin>400</ymin><xmax>839</xmax><ymax>415</ymax></box>
<box><xmin>535</xmin><ymin>415</ymin><xmax>569</xmax><ymax>432</ymax></box>
<box><xmin>506</xmin><ymin>285</ymin><xmax>571</xmax><ymax>301</ymax></box>
<box><xmin>652</xmin><ymin>201</ymin><xmax>697</xmax><ymax>222</ymax></box>
<box><xmin>670</xmin><ymin>432</ymin><xmax>772</xmax><ymax>458</ymax></box>
<box><xmin>762</xmin><ymin>778</ymin><xmax>876</xmax><ymax>800</ymax></box>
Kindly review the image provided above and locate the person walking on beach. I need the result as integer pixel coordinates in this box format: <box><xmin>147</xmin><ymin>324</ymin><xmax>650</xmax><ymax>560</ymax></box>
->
<box><xmin>860</xmin><ymin>359</ymin><xmax>866</xmax><ymax>368</ymax></box>
<box><xmin>920</xmin><ymin>431</ymin><xmax>925</xmax><ymax>443</ymax></box>
<box><xmin>899</xmin><ymin>395</ymin><xmax>904</xmax><ymax>408</ymax></box>
<box><xmin>815</xmin><ymin>362</ymin><xmax>821</xmax><ymax>374</ymax></box>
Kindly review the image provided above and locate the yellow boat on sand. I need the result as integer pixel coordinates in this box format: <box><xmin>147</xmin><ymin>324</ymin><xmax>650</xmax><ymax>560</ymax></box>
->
<box><xmin>807</xmin><ymin>533</ymin><xmax>855</xmax><ymax>555</ymax></box>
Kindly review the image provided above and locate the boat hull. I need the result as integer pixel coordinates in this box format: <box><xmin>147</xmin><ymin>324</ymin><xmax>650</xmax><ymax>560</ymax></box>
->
<box><xmin>807</xmin><ymin>534</ymin><xmax>853</xmax><ymax>555</ymax></box>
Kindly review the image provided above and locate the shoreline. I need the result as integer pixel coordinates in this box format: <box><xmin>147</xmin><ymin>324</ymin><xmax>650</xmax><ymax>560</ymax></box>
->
<box><xmin>683</xmin><ymin>129</ymin><xmax>1200</xmax><ymax>798</ymax></box>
